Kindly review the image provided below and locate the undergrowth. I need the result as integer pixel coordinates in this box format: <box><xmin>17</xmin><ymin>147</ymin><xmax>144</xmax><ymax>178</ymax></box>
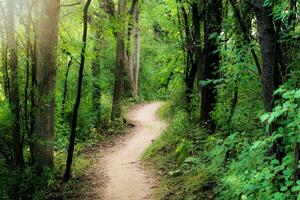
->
<box><xmin>145</xmin><ymin>95</ymin><xmax>300</xmax><ymax>200</ymax></box>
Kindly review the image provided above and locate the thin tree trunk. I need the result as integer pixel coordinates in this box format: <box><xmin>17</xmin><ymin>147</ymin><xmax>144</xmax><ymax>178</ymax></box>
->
<box><xmin>6</xmin><ymin>0</ymin><xmax>24</xmax><ymax>169</ymax></box>
<box><xmin>133</xmin><ymin>1</ymin><xmax>140</xmax><ymax>97</ymax></box>
<box><xmin>30</xmin><ymin>20</ymin><xmax>37</xmax><ymax>163</ymax></box>
<box><xmin>33</xmin><ymin>0</ymin><xmax>60</xmax><ymax>169</ymax></box>
<box><xmin>200</xmin><ymin>0</ymin><xmax>222</xmax><ymax>131</ymax></box>
<box><xmin>180</xmin><ymin>5</ymin><xmax>194</xmax><ymax>110</ymax></box>
<box><xmin>186</xmin><ymin>2</ymin><xmax>201</xmax><ymax>111</ymax></box>
<box><xmin>111</xmin><ymin>0</ymin><xmax>127</xmax><ymax>121</ymax></box>
<box><xmin>24</xmin><ymin>8</ymin><xmax>32</xmax><ymax>149</ymax></box>
<box><xmin>228</xmin><ymin>74</ymin><xmax>239</xmax><ymax>124</ymax></box>
<box><xmin>64</xmin><ymin>0</ymin><xmax>92</xmax><ymax>182</ymax></box>
<box><xmin>92</xmin><ymin>28</ymin><xmax>101</xmax><ymax>121</ymax></box>
<box><xmin>1</xmin><ymin>37</ymin><xmax>9</xmax><ymax>99</ymax></box>
<box><xmin>61</xmin><ymin>57</ymin><xmax>73</xmax><ymax>118</ymax></box>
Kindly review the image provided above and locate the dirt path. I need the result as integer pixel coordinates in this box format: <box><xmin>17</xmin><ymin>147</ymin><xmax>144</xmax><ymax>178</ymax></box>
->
<box><xmin>96</xmin><ymin>102</ymin><xmax>164</xmax><ymax>200</ymax></box>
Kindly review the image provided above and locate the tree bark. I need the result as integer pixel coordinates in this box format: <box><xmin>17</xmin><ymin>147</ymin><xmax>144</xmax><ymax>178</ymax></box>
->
<box><xmin>186</xmin><ymin>3</ymin><xmax>202</xmax><ymax>111</ymax></box>
<box><xmin>1</xmin><ymin>26</ymin><xmax>9</xmax><ymax>99</ymax></box>
<box><xmin>61</xmin><ymin>57</ymin><xmax>73</xmax><ymax>118</ymax></box>
<box><xmin>125</xmin><ymin>0</ymin><xmax>139</xmax><ymax>98</ymax></box>
<box><xmin>33</xmin><ymin>0</ymin><xmax>60</xmax><ymax>169</ymax></box>
<box><xmin>1</xmin><ymin>43</ymin><xmax>9</xmax><ymax>99</ymax></box>
<box><xmin>111</xmin><ymin>0</ymin><xmax>127</xmax><ymax>121</ymax></box>
<box><xmin>92</xmin><ymin>28</ymin><xmax>102</xmax><ymax>121</ymax></box>
<box><xmin>200</xmin><ymin>0</ymin><xmax>222</xmax><ymax>131</ymax></box>
<box><xmin>64</xmin><ymin>0</ymin><xmax>92</xmax><ymax>182</ymax></box>
<box><xmin>133</xmin><ymin>1</ymin><xmax>140</xmax><ymax>97</ymax></box>
<box><xmin>6</xmin><ymin>0</ymin><xmax>24</xmax><ymax>169</ymax></box>
<box><xmin>254</xmin><ymin>0</ymin><xmax>277</xmax><ymax>134</ymax></box>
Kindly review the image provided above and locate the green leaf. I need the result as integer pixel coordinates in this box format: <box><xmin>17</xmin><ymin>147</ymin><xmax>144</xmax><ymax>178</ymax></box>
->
<box><xmin>271</xmin><ymin>159</ymin><xmax>279</xmax><ymax>165</ymax></box>
<box><xmin>260</xmin><ymin>113</ymin><xmax>270</xmax><ymax>122</ymax></box>
<box><xmin>280</xmin><ymin>186</ymin><xmax>288</xmax><ymax>192</ymax></box>
<box><xmin>295</xmin><ymin>90</ymin><xmax>300</xmax><ymax>98</ymax></box>
<box><xmin>292</xmin><ymin>185</ymin><xmax>300</xmax><ymax>192</ymax></box>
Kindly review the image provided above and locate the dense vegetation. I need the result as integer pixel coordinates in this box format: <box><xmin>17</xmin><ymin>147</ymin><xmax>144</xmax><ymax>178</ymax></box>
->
<box><xmin>0</xmin><ymin>0</ymin><xmax>299</xmax><ymax>199</ymax></box>
<box><xmin>145</xmin><ymin>0</ymin><xmax>300</xmax><ymax>200</ymax></box>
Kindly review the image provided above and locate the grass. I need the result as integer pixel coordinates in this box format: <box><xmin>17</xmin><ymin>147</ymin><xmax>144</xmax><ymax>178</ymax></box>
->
<box><xmin>143</xmin><ymin>102</ymin><xmax>216</xmax><ymax>200</ymax></box>
<box><xmin>143</xmin><ymin>102</ymin><xmax>186</xmax><ymax>200</ymax></box>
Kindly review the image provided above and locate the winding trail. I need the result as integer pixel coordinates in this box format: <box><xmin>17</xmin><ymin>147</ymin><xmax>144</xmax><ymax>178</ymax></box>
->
<box><xmin>99</xmin><ymin>102</ymin><xmax>164</xmax><ymax>200</ymax></box>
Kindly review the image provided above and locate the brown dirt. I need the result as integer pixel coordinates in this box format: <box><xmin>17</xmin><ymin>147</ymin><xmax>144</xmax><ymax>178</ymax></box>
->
<box><xmin>79</xmin><ymin>102</ymin><xmax>165</xmax><ymax>200</ymax></box>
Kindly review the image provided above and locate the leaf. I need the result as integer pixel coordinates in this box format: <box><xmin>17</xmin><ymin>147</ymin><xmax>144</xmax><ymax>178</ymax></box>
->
<box><xmin>271</xmin><ymin>159</ymin><xmax>279</xmax><ymax>165</ymax></box>
<box><xmin>280</xmin><ymin>186</ymin><xmax>288</xmax><ymax>192</ymax></box>
<box><xmin>209</xmin><ymin>32</ymin><xmax>218</xmax><ymax>40</ymax></box>
<box><xmin>260</xmin><ymin>113</ymin><xmax>270</xmax><ymax>122</ymax></box>
<box><xmin>295</xmin><ymin>90</ymin><xmax>300</xmax><ymax>98</ymax></box>
<box><xmin>292</xmin><ymin>185</ymin><xmax>300</xmax><ymax>192</ymax></box>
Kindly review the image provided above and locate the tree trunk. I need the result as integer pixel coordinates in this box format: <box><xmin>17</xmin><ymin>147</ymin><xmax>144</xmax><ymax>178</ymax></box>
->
<box><xmin>184</xmin><ymin>2</ymin><xmax>202</xmax><ymax>111</ymax></box>
<box><xmin>30</xmin><ymin>21</ymin><xmax>37</xmax><ymax>163</ymax></box>
<box><xmin>125</xmin><ymin>0</ymin><xmax>139</xmax><ymax>98</ymax></box>
<box><xmin>92</xmin><ymin>29</ymin><xmax>101</xmax><ymax>120</ymax></box>
<box><xmin>254</xmin><ymin>0</ymin><xmax>277</xmax><ymax>134</ymax></box>
<box><xmin>180</xmin><ymin>5</ymin><xmax>193</xmax><ymax>110</ymax></box>
<box><xmin>1</xmin><ymin>28</ymin><xmax>9</xmax><ymax>99</ymax></box>
<box><xmin>111</xmin><ymin>0</ymin><xmax>127</xmax><ymax>121</ymax></box>
<box><xmin>64</xmin><ymin>0</ymin><xmax>92</xmax><ymax>182</ymax></box>
<box><xmin>33</xmin><ymin>0</ymin><xmax>60</xmax><ymax>169</ymax></box>
<box><xmin>200</xmin><ymin>0</ymin><xmax>222</xmax><ymax>131</ymax></box>
<box><xmin>6</xmin><ymin>0</ymin><xmax>24</xmax><ymax>169</ymax></box>
<box><xmin>254</xmin><ymin>0</ymin><xmax>286</xmax><ymax>163</ymax></box>
<box><xmin>61</xmin><ymin>57</ymin><xmax>73</xmax><ymax>118</ymax></box>
<box><xmin>133</xmin><ymin>1</ymin><xmax>140</xmax><ymax>97</ymax></box>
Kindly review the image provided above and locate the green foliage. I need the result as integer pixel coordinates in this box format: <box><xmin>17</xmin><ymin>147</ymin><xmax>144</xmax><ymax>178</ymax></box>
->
<box><xmin>146</xmin><ymin>83</ymin><xmax>300</xmax><ymax>199</ymax></box>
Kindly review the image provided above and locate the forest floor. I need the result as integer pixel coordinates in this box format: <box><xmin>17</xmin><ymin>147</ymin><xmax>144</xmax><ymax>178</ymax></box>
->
<box><xmin>73</xmin><ymin>102</ymin><xmax>165</xmax><ymax>200</ymax></box>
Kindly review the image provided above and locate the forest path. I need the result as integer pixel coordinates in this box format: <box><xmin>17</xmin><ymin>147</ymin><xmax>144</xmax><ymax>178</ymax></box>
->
<box><xmin>98</xmin><ymin>102</ymin><xmax>164</xmax><ymax>200</ymax></box>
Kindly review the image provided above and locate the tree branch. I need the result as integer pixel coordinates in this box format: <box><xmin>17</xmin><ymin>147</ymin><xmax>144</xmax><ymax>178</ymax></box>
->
<box><xmin>60</xmin><ymin>3</ymin><xmax>81</xmax><ymax>7</ymax></box>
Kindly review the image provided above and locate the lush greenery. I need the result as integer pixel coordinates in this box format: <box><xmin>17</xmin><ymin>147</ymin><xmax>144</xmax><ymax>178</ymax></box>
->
<box><xmin>144</xmin><ymin>0</ymin><xmax>300</xmax><ymax>199</ymax></box>
<box><xmin>0</xmin><ymin>0</ymin><xmax>300</xmax><ymax>199</ymax></box>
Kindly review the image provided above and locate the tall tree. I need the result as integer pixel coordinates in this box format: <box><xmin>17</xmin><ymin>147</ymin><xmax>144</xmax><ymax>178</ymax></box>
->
<box><xmin>1</xmin><ymin>26</ymin><xmax>9</xmax><ymax>99</ymax></box>
<box><xmin>200</xmin><ymin>0</ymin><xmax>223</xmax><ymax>130</ymax></box>
<box><xmin>91</xmin><ymin>0</ymin><xmax>115</xmax><ymax>126</ymax></box>
<box><xmin>64</xmin><ymin>0</ymin><xmax>92</xmax><ymax>182</ymax></box>
<box><xmin>6</xmin><ymin>0</ymin><xmax>24</xmax><ymax>169</ymax></box>
<box><xmin>185</xmin><ymin>2</ymin><xmax>202</xmax><ymax>111</ymax></box>
<box><xmin>254</xmin><ymin>0</ymin><xmax>277</xmax><ymax>135</ymax></box>
<box><xmin>111</xmin><ymin>0</ymin><xmax>127</xmax><ymax>121</ymax></box>
<box><xmin>91</xmin><ymin>22</ymin><xmax>102</xmax><ymax>124</ymax></box>
<box><xmin>133</xmin><ymin>0</ymin><xmax>141</xmax><ymax>97</ymax></box>
<box><xmin>32</xmin><ymin>0</ymin><xmax>60</xmax><ymax>169</ymax></box>
<box><xmin>125</xmin><ymin>0</ymin><xmax>139</xmax><ymax>98</ymax></box>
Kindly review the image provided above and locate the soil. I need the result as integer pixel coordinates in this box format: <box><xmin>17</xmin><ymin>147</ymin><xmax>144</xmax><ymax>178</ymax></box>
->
<box><xmin>76</xmin><ymin>102</ymin><xmax>164</xmax><ymax>200</ymax></box>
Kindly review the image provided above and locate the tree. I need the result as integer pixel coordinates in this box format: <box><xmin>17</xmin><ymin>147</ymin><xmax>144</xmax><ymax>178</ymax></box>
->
<box><xmin>6</xmin><ymin>0</ymin><xmax>24</xmax><ymax>169</ymax></box>
<box><xmin>64</xmin><ymin>0</ymin><xmax>92</xmax><ymax>182</ymax></box>
<box><xmin>186</xmin><ymin>2</ymin><xmax>202</xmax><ymax>112</ymax></box>
<box><xmin>133</xmin><ymin>0</ymin><xmax>141</xmax><ymax>97</ymax></box>
<box><xmin>125</xmin><ymin>0</ymin><xmax>140</xmax><ymax>98</ymax></box>
<box><xmin>254</xmin><ymin>0</ymin><xmax>277</xmax><ymax>135</ymax></box>
<box><xmin>32</xmin><ymin>0</ymin><xmax>60</xmax><ymax>169</ymax></box>
<box><xmin>200</xmin><ymin>0</ymin><xmax>223</xmax><ymax>131</ymax></box>
<box><xmin>111</xmin><ymin>0</ymin><xmax>127</xmax><ymax>121</ymax></box>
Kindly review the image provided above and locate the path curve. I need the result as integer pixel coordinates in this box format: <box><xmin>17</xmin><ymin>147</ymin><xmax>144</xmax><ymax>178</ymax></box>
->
<box><xmin>100</xmin><ymin>102</ymin><xmax>164</xmax><ymax>200</ymax></box>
